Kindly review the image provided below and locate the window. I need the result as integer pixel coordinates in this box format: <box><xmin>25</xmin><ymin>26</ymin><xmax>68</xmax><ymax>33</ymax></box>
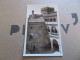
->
<box><xmin>51</xmin><ymin>27</ymin><xmax>55</xmax><ymax>33</ymax></box>
<box><xmin>47</xmin><ymin>27</ymin><xmax>50</xmax><ymax>32</ymax></box>
<box><xmin>51</xmin><ymin>27</ymin><xmax>57</xmax><ymax>33</ymax></box>
<box><xmin>50</xmin><ymin>19</ymin><xmax>52</xmax><ymax>22</ymax></box>
<box><xmin>30</xmin><ymin>27</ymin><xmax>33</xmax><ymax>29</ymax></box>
<box><xmin>29</xmin><ymin>34</ymin><xmax>33</xmax><ymax>39</ymax></box>
<box><xmin>53</xmin><ymin>40</ymin><xmax>59</xmax><ymax>51</ymax></box>
<box><xmin>54</xmin><ymin>18</ymin><xmax>56</xmax><ymax>22</ymax></box>
<box><xmin>55</xmin><ymin>28</ymin><xmax>57</xmax><ymax>33</ymax></box>
<box><xmin>41</xmin><ymin>26</ymin><xmax>42</xmax><ymax>28</ymax></box>
<box><xmin>45</xmin><ymin>19</ymin><xmax>48</xmax><ymax>22</ymax></box>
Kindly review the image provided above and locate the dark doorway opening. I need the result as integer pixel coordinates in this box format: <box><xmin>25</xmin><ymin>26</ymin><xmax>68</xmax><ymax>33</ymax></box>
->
<box><xmin>53</xmin><ymin>40</ymin><xmax>59</xmax><ymax>52</ymax></box>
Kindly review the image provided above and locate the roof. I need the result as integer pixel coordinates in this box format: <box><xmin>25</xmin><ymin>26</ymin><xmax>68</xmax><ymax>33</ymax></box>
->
<box><xmin>28</xmin><ymin>17</ymin><xmax>45</xmax><ymax>22</ymax></box>
<box><xmin>41</xmin><ymin>6</ymin><xmax>54</xmax><ymax>11</ymax></box>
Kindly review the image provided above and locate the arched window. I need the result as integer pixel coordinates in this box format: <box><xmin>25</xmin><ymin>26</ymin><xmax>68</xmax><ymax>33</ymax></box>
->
<box><xmin>51</xmin><ymin>27</ymin><xmax>55</xmax><ymax>33</ymax></box>
<box><xmin>47</xmin><ymin>27</ymin><xmax>50</xmax><ymax>32</ymax></box>
<box><xmin>50</xmin><ymin>19</ymin><xmax>52</xmax><ymax>22</ymax></box>
<box><xmin>55</xmin><ymin>28</ymin><xmax>57</xmax><ymax>33</ymax></box>
<box><xmin>51</xmin><ymin>26</ymin><xmax>57</xmax><ymax>33</ymax></box>
<box><xmin>53</xmin><ymin>18</ymin><xmax>56</xmax><ymax>22</ymax></box>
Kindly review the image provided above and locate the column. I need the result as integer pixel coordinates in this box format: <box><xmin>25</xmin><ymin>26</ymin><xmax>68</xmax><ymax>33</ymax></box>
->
<box><xmin>50</xmin><ymin>37</ymin><xmax>53</xmax><ymax>51</ymax></box>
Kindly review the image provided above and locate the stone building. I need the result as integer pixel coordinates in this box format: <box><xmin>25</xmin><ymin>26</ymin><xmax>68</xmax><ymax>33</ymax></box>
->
<box><xmin>26</xmin><ymin>7</ymin><xmax>60</xmax><ymax>54</ymax></box>
<box><xmin>41</xmin><ymin>7</ymin><xmax>59</xmax><ymax>52</ymax></box>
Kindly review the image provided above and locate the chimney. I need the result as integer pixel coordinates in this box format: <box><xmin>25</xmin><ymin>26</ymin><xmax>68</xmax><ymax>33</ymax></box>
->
<box><xmin>32</xmin><ymin>10</ymin><xmax>34</xmax><ymax>15</ymax></box>
<box><xmin>32</xmin><ymin>10</ymin><xmax>35</xmax><ymax>19</ymax></box>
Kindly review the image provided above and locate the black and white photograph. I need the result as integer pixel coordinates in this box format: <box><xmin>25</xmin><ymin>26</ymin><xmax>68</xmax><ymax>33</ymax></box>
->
<box><xmin>23</xmin><ymin>4</ymin><xmax>63</xmax><ymax>56</ymax></box>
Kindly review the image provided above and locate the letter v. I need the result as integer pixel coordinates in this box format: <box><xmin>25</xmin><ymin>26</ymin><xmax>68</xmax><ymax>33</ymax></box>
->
<box><xmin>61</xmin><ymin>24</ymin><xmax>70</xmax><ymax>34</ymax></box>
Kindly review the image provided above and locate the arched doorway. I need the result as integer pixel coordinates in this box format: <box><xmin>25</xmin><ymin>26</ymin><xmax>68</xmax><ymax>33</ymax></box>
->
<box><xmin>53</xmin><ymin>39</ymin><xmax>59</xmax><ymax>52</ymax></box>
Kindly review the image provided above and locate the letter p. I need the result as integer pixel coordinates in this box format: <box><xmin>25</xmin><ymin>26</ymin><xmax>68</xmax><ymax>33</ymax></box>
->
<box><xmin>10</xmin><ymin>25</ymin><xmax>20</xmax><ymax>35</ymax></box>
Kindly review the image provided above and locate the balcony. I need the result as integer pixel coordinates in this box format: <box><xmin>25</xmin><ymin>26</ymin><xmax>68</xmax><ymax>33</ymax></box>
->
<box><xmin>48</xmin><ymin>32</ymin><xmax>58</xmax><ymax>38</ymax></box>
<box><xmin>45</xmin><ymin>22</ymin><xmax>58</xmax><ymax>24</ymax></box>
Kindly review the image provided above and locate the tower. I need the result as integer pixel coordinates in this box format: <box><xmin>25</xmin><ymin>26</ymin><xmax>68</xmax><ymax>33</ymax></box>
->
<box><xmin>41</xmin><ymin>7</ymin><xmax>59</xmax><ymax>51</ymax></box>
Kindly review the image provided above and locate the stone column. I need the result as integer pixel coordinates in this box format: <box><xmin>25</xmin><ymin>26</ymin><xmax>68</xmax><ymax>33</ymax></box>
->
<box><xmin>49</xmin><ymin>26</ymin><xmax>52</xmax><ymax>35</ymax></box>
<box><xmin>50</xmin><ymin>37</ymin><xmax>53</xmax><ymax>51</ymax></box>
